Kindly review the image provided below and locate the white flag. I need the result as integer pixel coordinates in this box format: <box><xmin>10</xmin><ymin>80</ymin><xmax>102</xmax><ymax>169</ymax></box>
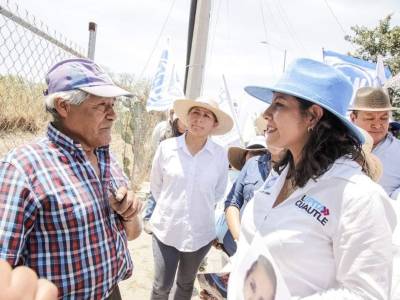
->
<box><xmin>375</xmin><ymin>55</ymin><xmax>388</xmax><ymax>87</ymax></box>
<box><xmin>212</xmin><ymin>76</ymin><xmax>244</xmax><ymax>147</ymax></box>
<box><xmin>146</xmin><ymin>38</ymin><xmax>184</xmax><ymax>112</ymax></box>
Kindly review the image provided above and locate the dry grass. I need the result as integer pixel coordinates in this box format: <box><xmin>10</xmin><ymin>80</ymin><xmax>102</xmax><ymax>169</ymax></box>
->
<box><xmin>114</xmin><ymin>100</ymin><xmax>164</xmax><ymax>190</ymax></box>
<box><xmin>0</xmin><ymin>76</ymin><xmax>49</xmax><ymax>132</ymax></box>
<box><xmin>0</xmin><ymin>74</ymin><xmax>160</xmax><ymax>189</ymax></box>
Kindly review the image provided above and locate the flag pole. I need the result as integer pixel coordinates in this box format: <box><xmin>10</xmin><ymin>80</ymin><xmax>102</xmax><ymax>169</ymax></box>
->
<box><xmin>283</xmin><ymin>49</ymin><xmax>287</xmax><ymax>72</ymax></box>
<box><xmin>222</xmin><ymin>74</ymin><xmax>244</xmax><ymax>145</ymax></box>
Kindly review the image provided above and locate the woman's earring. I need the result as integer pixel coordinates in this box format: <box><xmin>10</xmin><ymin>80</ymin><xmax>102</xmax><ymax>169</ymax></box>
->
<box><xmin>307</xmin><ymin>127</ymin><xmax>313</xmax><ymax>132</ymax></box>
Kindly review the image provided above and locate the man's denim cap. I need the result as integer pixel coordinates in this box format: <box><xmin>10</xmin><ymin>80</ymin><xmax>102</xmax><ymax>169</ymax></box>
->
<box><xmin>245</xmin><ymin>58</ymin><xmax>364</xmax><ymax>144</ymax></box>
<box><xmin>44</xmin><ymin>58</ymin><xmax>132</xmax><ymax>98</ymax></box>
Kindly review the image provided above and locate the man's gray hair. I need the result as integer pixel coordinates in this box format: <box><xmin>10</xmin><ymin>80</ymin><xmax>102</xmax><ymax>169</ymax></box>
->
<box><xmin>44</xmin><ymin>90</ymin><xmax>89</xmax><ymax>120</ymax></box>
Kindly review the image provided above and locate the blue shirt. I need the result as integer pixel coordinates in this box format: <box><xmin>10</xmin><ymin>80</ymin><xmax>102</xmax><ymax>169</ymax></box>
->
<box><xmin>373</xmin><ymin>133</ymin><xmax>400</xmax><ymax>200</ymax></box>
<box><xmin>220</xmin><ymin>153</ymin><xmax>271</xmax><ymax>256</ymax></box>
<box><xmin>224</xmin><ymin>153</ymin><xmax>271</xmax><ymax>210</ymax></box>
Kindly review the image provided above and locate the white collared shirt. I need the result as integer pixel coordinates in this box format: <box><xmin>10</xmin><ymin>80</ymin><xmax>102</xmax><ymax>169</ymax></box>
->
<box><xmin>373</xmin><ymin>133</ymin><xmax>400</xmax><ymax>200</ymax></box>
<box><xmin>231</xmin><ymin>158</ymin><xmax>396</xmax><ymax>299</ymax></box>
<box><xmin>150</xmin><ymin>133</ymin><xmax>228</xmax><ymax>251</ymax></box>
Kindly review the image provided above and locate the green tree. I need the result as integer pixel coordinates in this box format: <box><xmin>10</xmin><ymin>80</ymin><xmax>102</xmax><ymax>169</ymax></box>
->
<box><xmin>345</xmin><ymin>14</ymin><xmax>400</xmax><ymax>73</ymax></box>
<box><xmin>345</xmin><ymin>14</ymin><xmax>400</xmax><ymax>119</ymax></box>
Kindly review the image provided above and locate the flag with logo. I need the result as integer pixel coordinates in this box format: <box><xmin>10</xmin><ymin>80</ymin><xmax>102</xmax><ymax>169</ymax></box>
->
<box><xmin>323</xmin><ymin>50</ymin><xmax>392</xmax><ymax>90</ymax></box>
<box><xmin>146</xmin><ymin>38</ymin><xmax>184</xmax><ymax>112</ymax></box>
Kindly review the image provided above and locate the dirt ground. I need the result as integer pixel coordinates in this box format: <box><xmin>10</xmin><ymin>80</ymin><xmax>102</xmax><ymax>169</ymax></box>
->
<box><xmin>120</xmin><ymin>232</ymin><xmax>226</xmax><ymax>300</ymax></box>
<box><xmin>0</xmin><ymin>132</ymin><xmax>227</xmax><ymax>300</ymax></box>
<box><xmin>119</xmin><ymin>183</ymin><xmax>227</xmax><ymax>300</ymax></box>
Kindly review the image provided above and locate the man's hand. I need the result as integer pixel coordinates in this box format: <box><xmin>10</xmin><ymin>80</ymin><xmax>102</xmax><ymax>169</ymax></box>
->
<box><xmin>0</xmin><ymin>260</ymin><xmax>58</xmax><ymax>300</ymax></box>
<box><xmin>109</xmin><ymin>186</ymin><xmax>143</xmax><ymax>240</ymax></box>
<box><xmin>109</xmin><ymin>186</ymin><xmax>143</xmax><ymax>222</ymax></box>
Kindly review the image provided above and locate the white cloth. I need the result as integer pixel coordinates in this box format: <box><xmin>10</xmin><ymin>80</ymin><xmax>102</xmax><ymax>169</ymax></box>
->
<box><xmin>150</xmin><ymin>133</ymin><xmax>229</xmax><ymax>251</ymax></box>
<box><xmin>231</xmin><ymin>158</ymin><xmax>396</xmax><ymax>300</ymax></box>
<box><xmin>373</xmin><ymin>133</ymin><xmax>400</xmax><ymax>201</ymax></box>
<box><xmin>151</xmin><ymin>120</ymin><xmax>170</xmax><ymax>149</ymax></box>
<box><xmin>391</xmin><ymin>201</ymin><xmax>400</xmax><ymax>300</ymax></box>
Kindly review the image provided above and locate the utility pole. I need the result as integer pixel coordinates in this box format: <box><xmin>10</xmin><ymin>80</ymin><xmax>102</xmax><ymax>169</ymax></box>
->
<box><xmin>87</xmin><ymin>22</ymin><xmax>97</xmax><ymax>60</ymax></box>
<box><xmin>184</xmin><ymin>0</ymin><xmax>211</xmax><ymax>99</ymax></box>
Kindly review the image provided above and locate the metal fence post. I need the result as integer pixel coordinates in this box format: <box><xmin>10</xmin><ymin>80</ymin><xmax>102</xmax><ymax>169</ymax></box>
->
<box><xmin>87</xmin><ymin>22</ymin><xmax>97</xmax><ymax>60</ymax></box>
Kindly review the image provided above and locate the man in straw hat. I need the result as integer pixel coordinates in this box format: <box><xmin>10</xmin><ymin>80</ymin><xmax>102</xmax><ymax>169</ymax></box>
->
<box><xmin>0</xmin><ymin>58</ymin><xmax>142</xmax><ymax>299</ymax></box>
<box><xmin>350</xmin><ymin>86</ymin><xmax>400</xmax><ymax>200</ymax></box>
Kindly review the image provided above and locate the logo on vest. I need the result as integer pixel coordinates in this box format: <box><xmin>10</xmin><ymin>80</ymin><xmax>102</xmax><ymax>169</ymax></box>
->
<box><xmin>295</xmin><ymin>195</ymin><xmax>329</xmax><ymax>226</ymax></box>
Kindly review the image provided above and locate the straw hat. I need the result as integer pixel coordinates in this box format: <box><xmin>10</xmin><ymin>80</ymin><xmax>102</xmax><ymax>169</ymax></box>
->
<box><xmin>349</xmin><ymin>87</ymin><xmax>398</xmax><ymax>111</ymax></box>
<box><xmin>173</xmin><ymin>97</ymin><xmax>234</xmax><ymax>135</ymax></box>
<box><xmin>358</xmin><ymin>127</ymin><xmax>383</xmax><ymax>182</ymax></box>
<box><xmin>228</xmin><ymin>136</ymin><xmax>268</xmax><ymax>171</ymax></box>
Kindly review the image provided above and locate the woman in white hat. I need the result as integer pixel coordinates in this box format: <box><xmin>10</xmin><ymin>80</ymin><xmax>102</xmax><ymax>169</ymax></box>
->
<box><xmin>225</xmin><ymin>58</ymin><xmax>396</xmax><ymax>300</ymax></box>
<box><xmin>149</xmin><ymin>97</ymin><xmax>233</xmax><ymax>300</ymax></box>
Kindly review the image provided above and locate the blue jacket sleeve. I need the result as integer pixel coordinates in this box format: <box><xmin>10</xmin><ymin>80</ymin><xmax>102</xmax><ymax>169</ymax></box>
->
<box><xmin>224</xmin><ymin>161</ymin><xmax>250</xmax><ymax>210</ymax></box>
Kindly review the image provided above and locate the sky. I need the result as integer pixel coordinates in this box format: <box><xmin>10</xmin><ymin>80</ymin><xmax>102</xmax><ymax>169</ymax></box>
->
<box><xmin>5</xmin><ymin>0</ymin><xmax>400</xmax><ymax>110</ymax></box>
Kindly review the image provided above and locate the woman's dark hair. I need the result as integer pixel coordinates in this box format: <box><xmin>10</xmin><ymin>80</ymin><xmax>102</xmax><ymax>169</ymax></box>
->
<box><xmin>237</xmin><ymin>149</ymin><xmax>267</xmax><ymax>170</ymax></box>
<box><xmin>274</xmin><ymin>98</ymin><xmax>365</xmax><ymax>187</ymax></box>
<box><xmin>247</xmin><ymin>150</ymin><xmax>268</xmax><ymax>158</ymax></box>
<box><xmin>170</xmin><ymin>118</ymin><xmax>185</xmax><ymax>137</ymax></box>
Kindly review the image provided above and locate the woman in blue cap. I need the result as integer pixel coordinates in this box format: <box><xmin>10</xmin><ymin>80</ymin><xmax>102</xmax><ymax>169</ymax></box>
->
<box><xmin>226</xmin><ymin>58</ymin><xmax>397</xmax><ymax>299</ymax></box>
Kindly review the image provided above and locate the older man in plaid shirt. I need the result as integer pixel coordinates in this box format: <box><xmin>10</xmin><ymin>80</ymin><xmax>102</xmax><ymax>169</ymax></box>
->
<box><xmin>0</xmin><ymin>59</ymin><xmax>142</xmax><ymax>299</ymax></box>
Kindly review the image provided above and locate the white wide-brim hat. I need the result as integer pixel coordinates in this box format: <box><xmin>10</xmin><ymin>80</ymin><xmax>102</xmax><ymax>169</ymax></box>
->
<box><xmin>228</xmin><ymin>136</ymin><xmax>268</xmax><ymax>171</ymax></box>
<box><xmin>173</xmin><ymin>97</ymin><xmax>234</xmax><ymax>135</ymax></box>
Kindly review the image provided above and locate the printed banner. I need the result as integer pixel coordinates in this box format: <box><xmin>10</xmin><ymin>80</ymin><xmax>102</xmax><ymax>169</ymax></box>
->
<box><xmin>323</xmin><ymin>50</ymin><xmax>391</xmax><ymax>90</ymax></box>
<box><xmin>146</xmin><ymin>37</ymin><xmax>184</xmax><ymax>112</ymax></box>
<box><xmin>228</xmin><ymin>234</ymin><xmax>291</xmax><ymax>300</ymax></box>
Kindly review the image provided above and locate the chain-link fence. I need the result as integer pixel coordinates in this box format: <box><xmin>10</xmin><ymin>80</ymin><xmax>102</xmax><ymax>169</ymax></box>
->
<box><xmin>112</xmin><ymin>76</ymin><xmax>164</xmax><ymax>191</ymax></box>
<box><xmin>0</xmin><ymin>0</ymin><xmax>162</xmax><ymax>188</ymax></box>
<box><xmin>0</xmin><ymin>0</ymin><xmax>86</xmax><ymax>134</ymax></box>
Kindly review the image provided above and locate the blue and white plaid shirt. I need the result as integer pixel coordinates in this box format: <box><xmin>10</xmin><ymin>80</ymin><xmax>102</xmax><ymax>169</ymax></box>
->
<box><xmin>0</xmin><ymin>123</ymin><xmax>133</xmax><ymax>299</ymax></box>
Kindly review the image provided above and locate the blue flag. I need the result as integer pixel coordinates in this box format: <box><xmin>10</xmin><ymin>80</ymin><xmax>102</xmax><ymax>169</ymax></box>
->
<box><xmin>323</xmin><ymin>50</ymin><xmax>392</xmax><ymax>89</ymax></box>
<box><xmin>146</xmin><ymin>38</ymin><xmax>184</xmax><ymax>112</ymax></box>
